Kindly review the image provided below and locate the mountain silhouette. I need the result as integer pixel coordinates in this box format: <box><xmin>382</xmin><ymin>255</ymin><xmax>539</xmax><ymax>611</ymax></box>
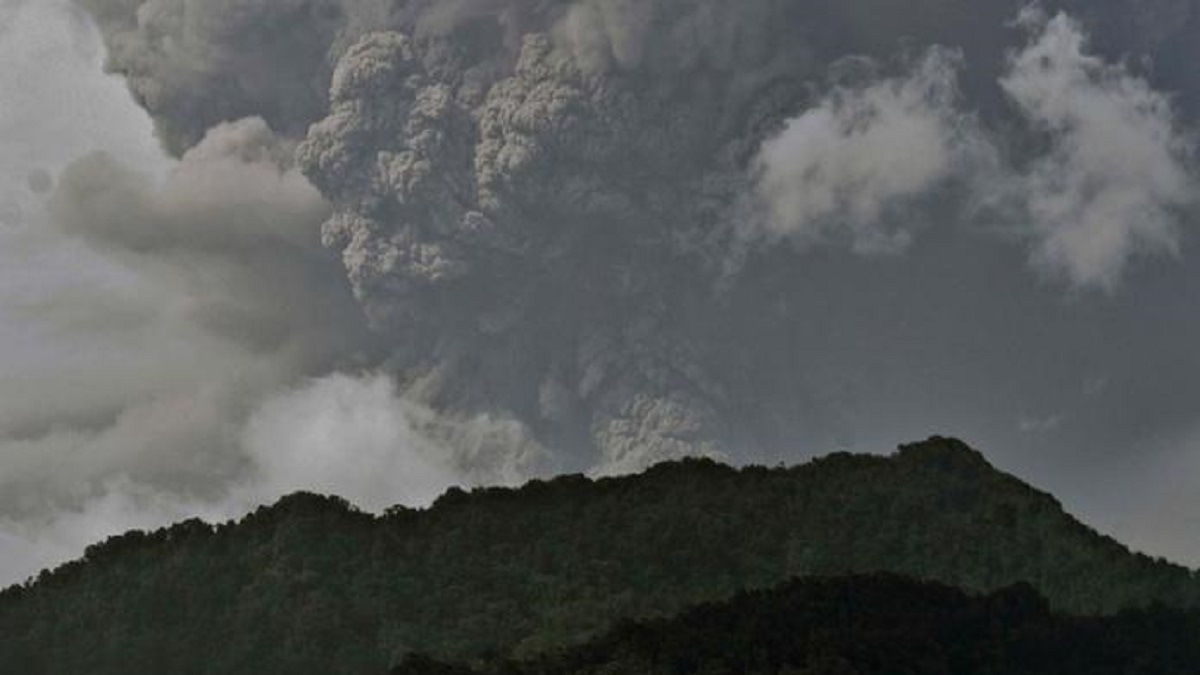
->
<box><xmin>1</xmin><ymin>437</ymin><xmax>1195</xmax><ymax>674</ymax></box>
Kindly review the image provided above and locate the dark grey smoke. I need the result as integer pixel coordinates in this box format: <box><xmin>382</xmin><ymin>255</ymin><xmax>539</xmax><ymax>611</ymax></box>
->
<box><xmin>75</xmin><ymin>0</ymin><xmax>347</xmax><ymax>155</ymax></box>
<box><xmin>26</xmin><ymin>169</ymin><xmax>53</xmax><ymax>195</ymax></box>
<box><xmin>296</xmin><ymin>25</ymin><xmax>767</xmax><ymax>471</ymax></box>
<box><xmin>74</xmin><ymin>0</ymin><xmax>1200</xmax><ymax>478</ymax></box>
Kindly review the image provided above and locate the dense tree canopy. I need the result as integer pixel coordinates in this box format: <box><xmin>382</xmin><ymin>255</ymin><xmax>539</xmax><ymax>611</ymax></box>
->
<box><xmin>396</xmin><ymin>575</ymin><xmax>1200</xmax><ymax>675</ymax></box>
<box><xmin>0</xmin><ymin>438</ymin><xmax>1196</xmax><ymax>674</ymax></box>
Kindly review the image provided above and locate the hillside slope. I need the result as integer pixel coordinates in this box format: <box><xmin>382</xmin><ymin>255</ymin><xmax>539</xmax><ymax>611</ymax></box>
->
<box><xmin>394</xmin><ymin>575</ymin><xmax>1200</xmax><ymax>675</ymax></box>
<box><xmin>1</xmin><ymin>437</ymin><xmax>1196</xmax><ymax>674</ymax></box>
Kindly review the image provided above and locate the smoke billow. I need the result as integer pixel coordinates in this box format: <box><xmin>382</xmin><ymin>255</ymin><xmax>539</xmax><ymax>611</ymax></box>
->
<box><xmin>296</xmin><ymin>24</ymin><xmax>759</xmax><ymax>472</ymax></box>
<box><xmin>240</xmin><ymin>372</ymin><xmax>544</xmax><ymax>512</ymax></box>
<box><xmin>0</xmin><ymin>116</ymin><xmax>368</xmax><ymax>523</ymax></box>
<box><xmin>73</xmin><ymin>0</ymin><xmax>350</xmax><ymax>155</ymax></box>
<box><xmin>65</xmin><ymin>0</ymin><xmax>1200</xmax><ymax>477</ymax></box>
<box><xmin>3</xmin><ymin>0</ymin><xmax>1197</xmax><ymax>583</ymax></box>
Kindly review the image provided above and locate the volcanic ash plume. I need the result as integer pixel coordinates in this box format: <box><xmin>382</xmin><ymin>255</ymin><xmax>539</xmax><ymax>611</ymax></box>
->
<box><xmin>74</xmin><ymin>0</ymin><xmax>1200</xmax><ymax>475</ymax></box>
<box><xmin>295</xmin><ymin>22</ymin><xmax>783</xmax><ymax>471</ymax></box>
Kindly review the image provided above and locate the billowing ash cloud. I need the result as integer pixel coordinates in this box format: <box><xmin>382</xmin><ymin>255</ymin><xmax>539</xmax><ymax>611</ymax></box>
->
<box><xmin>999</xmin><ymin>10</ymin><xmax>1197</xmax><ymax>289</ymax></box>
<box><xmin>4</xmin><ymin>0</ymin><xmax>1195</xmax><ymax>582</ymax></box>
<box><xmin>50</xmin><ymin>117</ymin><xmax>362</xmax><ymax>381</ymax></box>
<box><xmin>67</xmin><ymin>0</ymin><xmax>1200</xmax><ymax>478</ymax></box>
<box><xmin>0</xmin><ymin>117</ymin><xmax>367</xmax><ymax>516</ymax></box>
<box><xmin>294</xmin><ymin>25</ymin><xmax>770</xmax><ymax>472</ymax></box>
<box><xmin>73</xmin><ymin>0</ymin><xmax>350</xmax><ymax>155</ymax></box>
<box><xmin>0</xmin><ymin>103</ymin><xmax>542</xmax><ymax>567</ymax></box>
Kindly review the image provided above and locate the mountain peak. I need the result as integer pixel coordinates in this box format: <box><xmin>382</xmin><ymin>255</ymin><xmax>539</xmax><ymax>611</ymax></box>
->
<box><xmin>896</xmin><ymin>435</ymin><xmax>995</xmax><ymax>471</ymax></box>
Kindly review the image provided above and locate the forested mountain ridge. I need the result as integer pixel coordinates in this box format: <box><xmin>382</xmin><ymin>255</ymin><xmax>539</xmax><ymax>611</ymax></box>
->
<box><xmin>393</xmin><ymin>574</ymin><xmax>1200</xmax><ymax>675</ymax></box>
<box><xmin>1</xmin><ymin>437</ymin><xmax>1197</xmax><ymax>674</ymax></box>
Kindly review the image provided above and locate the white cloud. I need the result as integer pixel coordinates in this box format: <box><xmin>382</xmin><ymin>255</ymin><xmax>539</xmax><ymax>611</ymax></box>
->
<box><xmin>999</xmin><ymin>10</ymin><xmax>1197</xmax><ymax>290</ymax></box>
<box><xmin>238</xmin><ymin>372</ymin><xmax>464</xmax><ymax>511</ymax></box>
<box><xmin>751</xmin><ymin>10</ymin><xmax>1198</xmax><ymax>288</ymax></box>
<box><xmin>753</xmin><ymin>48</ymin><xmax>990</xmax><ymax>254</ymax></box>
<box><xmin>238</xmin><ymin>372</ymin><xmax>547</xmax><ymax>512</ymax></box>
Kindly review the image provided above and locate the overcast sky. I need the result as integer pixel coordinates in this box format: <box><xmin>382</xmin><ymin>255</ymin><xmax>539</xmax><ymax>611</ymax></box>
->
<box><xmin>3</xmin><ymin>0</ymin><xmax>1200</xmax><ymax>586</ymax></box>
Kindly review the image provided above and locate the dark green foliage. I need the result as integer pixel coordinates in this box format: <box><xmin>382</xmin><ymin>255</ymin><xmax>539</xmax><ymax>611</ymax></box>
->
<box><xmin>398</xmin><ymin>575</ymin><xmax>1200</xmax><ymax>675</ymax></box>
<box><xmin>0</xmin><ymin>437</ymin><xmax>1197</xmax><ymax>674</ymax></box>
